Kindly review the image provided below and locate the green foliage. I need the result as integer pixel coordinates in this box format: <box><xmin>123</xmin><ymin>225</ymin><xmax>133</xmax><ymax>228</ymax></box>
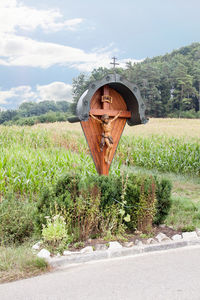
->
<box><xmin>136</xmin><ymin>178</ymin><xmax>157</xmax><ymax>233</ymax></box>
<box><xmin>42</xmin><ymin>215</ymin><xmax>68</xmax><ymax>243</ymax></box>
<box><xmin>35</xmin><ymin>173</ymin><xmax>123</xmax><ymax>241</ymax></box>
<box><xmin>35</xmin><ymin>172</ymin><xmax>172</xmax><ymax>241</ymax></box>
<box><xmin>72</xmin><ymin>43</ymin><xmax>200</xmax><ymax>117</ymax></box>
<box><xmin>0</xmin><ymin>194</ymin><xmax>35</xmax><ymax>245</ymax></box>
<box><xmin>0</xmin><ymin>101</ymin><xmax>70</xmax><ymax>125</ymax></box>
<box><xmin>165</xmin><ymin>197</ymin><xmax>200</xmax><ymax>230</ymax></box>
<box><xmin>0</xmin><ymin>245</ymin><xmax>48</xmax><ymax>283</ymax></box>
<box><xmin>42</xmin><ymin>215</ymin><xmax>71</xmax><ymax>253</ymax></box>
<box><xmin>154</xmin><ymin>179</ymin><xmax>172</xmax><ymax>224</ymax></box>
<box><xmin>117</xmin><ymin>135</ymin><xmax>200</xmax><ymax>176</ymax></box>
<box><xmin>0</xmin><ymin>125</ymin><xmax>198</xmax><ymax>202</ymax></box>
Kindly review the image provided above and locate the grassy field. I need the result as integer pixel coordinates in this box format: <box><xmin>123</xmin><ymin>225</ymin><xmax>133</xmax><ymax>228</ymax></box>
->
<box><xmin>0</xmin><ymin>118</ymin><xmax>199</xmax><ymax>194</ymax></box>
<box><xmin>0</xmin><ymin>118</ymin><xmax>199</xmax><ymax>281</ymax></box>
<box><xmin>30</xmin><ymin>118</ymin><xmax>200</xmax><ymax>229</ymax></box>
<box><xmin>34</xmin><ymin>118</ymin><xmax>200</xmax><ymax>140</ymax></box>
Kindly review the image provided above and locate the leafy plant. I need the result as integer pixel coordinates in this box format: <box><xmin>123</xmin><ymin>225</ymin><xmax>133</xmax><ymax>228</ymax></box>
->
<box><xmin>42</xmin><ymin>214</ymin><xmax>70</xmax><ymax>253</ymax></box>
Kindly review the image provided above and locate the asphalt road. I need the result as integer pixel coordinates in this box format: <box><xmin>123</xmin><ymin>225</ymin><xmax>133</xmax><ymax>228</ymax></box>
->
<box><xmin>1</xmin><ymin>246</ymin><xmax>200</xmax><ymax>300</ymax></box>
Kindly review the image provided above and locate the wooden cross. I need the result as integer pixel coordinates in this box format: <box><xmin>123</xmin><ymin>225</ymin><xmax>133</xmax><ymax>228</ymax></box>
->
<box><xmin>89</xmin><ymin>85</ymin><xmax>131</xmax><ymax>175</ymax></box>
<box><xmin>90</xmin><ymin>86</ymin><xmax>131</xmax><ymax>118</ymax></box>
<box><xmin>110</xmin><ymin>57</ymin><xmax>119</xmax><ymax>69</ymax></box>
<box><xmin>69</xmin><ymin>73</ymin><xmax>147</xmax><ymax>176</ymax></box>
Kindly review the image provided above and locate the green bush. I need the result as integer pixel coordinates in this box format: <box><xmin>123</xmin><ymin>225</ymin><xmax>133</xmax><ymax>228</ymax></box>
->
<box><xmin>0</xmin><ymin>194</ymin><xmax>35</xmax><ymax>245</ymax></box>
<box><xmin>35</xmin><ymin>173</ymin><xmax>124</xmax><ymax>241</ymax></box>
<box><xmin>154</xmin><ymin>178</ymin><xmax>172</xmax><ymax>224</ymax></box>
<box><xmin>34</xmin><ymin>172</ymin><xmax>172</xmax><ymax>240</ymax></box>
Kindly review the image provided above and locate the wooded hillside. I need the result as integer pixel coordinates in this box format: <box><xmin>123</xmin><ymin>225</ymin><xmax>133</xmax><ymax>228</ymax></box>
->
<box><xmin>72</xmin><ymin>43</ymin><xmax>200</xmax><ymax>118</ymax></box>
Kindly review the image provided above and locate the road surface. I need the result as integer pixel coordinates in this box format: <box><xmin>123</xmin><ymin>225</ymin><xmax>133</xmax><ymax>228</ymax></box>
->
<box><xmin>1</xmin><ymin>246</ymin><xmax>200</xmax><ymax>300</ymax></box>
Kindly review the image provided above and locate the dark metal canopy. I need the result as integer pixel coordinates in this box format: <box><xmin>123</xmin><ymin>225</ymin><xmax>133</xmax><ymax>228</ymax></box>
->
<box><xmin>68</xmin><ymin>73</ymin><xmax>148</xmax><ymax>126</ymax></box>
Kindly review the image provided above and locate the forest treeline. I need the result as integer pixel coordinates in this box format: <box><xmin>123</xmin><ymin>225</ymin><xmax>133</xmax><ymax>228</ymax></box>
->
<box><xmin>1</xmin><ymin>42</ymin><xmax>200</xmax><ymax>125</ymax></box>
<box><xmin>0</xmin><ymin>101</ymin><xmax>71</xmax><ymax>125</ymax></box>
<box><xmin>72</xmin><ymin>42</ymin><xmax>200</xmax><ymax>118</ymax></box>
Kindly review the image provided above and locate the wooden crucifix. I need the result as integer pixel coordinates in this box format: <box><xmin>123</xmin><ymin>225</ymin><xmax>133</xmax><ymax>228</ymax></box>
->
<box><xmin>68</xmin><ymin>73</ymin><xmax>148</xmax><ymax>176</ymax></box>
<box><xmin>81</xmin><ymin>85</ymin><xmax>131</xmax><ymax>175</ymax></box>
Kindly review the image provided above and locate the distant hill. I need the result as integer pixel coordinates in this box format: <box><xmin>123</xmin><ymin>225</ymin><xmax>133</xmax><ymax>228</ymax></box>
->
<box><xmin>72</xmin><ymin>43</ymin><xmax>200</xmax><ymax>118</ymax></box>
<box><xmin>0</xmin><ymin>100</ymin><xmax>71</xmax><ymax>125</ymax></box>
<box><xmin>124</xmin><ymin>43</ymin><xmax>200</xmax><ymax>117</ymax></box>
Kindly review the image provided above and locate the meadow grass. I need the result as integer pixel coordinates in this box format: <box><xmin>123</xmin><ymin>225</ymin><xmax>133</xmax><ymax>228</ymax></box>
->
<box><xmin>0</xmin><ymin>118</ymin><xmax>199</xmax><ymax>196</ymax></box>
<box><xmin>34</xmin><ymin>118</ymin><xmax>200</xmax><ymax>140</ymax></box>
<box><xmin>124</xmin><ymin>165</ymin><xmax>200</xmax><ymax>230</ymax></box>
<box><xmin>0</xmin><ymin>244</ymin><xmax>49</xmax><ymax>283</ymax></box>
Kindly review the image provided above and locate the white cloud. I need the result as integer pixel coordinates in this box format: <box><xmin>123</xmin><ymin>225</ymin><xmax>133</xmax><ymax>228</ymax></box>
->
<box><xmin>0</xmin><ymin>82</ymin><xmax>73</xmax><ymax>107</ymax></box>
<box><xmin>0</xmin><ymin>34</ymin><xmax>113</xmax><ymax>69</ymax></box>
<box><xmin>119</xmin><ymin>58</ymin><xmax>144</xmax><ymax>68</ymax></box>
<box><xmin>0</xmin><ymin>85</ymin><xmax>37</xmax><ymax>105</ymax></box>
<box><xmin>0</xmin><ymin>1</ymin><xmax>142</xmax><ymax>73</ymax></box>
<box><xmin>0</xmin><ymin>0</ymin><xmax>83</xmax><ymax>34</ymax></box>
<box><xmin>0</xmin><ymin>0</ymin><xmax>118</xmax><ymax>71</ymax></box>
<box><xmin>0</xmin><ymin>106</ymin><xmax>6</xmax><ymax>111</ymax></box>
<box><xmin>37</xmin><ymin>82</ymin><xmax>72</xmax><ymax>102</ymax></box>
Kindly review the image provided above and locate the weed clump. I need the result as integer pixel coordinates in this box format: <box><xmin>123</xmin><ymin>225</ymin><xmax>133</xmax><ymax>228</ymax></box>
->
<box><xmin>0</xmin><ymin>194</ymin><xmax>35</xmax><ymax>245</ymax></box>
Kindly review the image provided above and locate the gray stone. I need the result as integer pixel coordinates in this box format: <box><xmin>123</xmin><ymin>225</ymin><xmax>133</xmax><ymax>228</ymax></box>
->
<box><xmin>108</xmin><ymin>241</ymin><xmax>122</xmax><ymax>250</ymax></box>
<box><xmin>32</xmin><ymin>241</ymin><xmax>42</xmax><ymax>250</ymax></box>
<box><xmin>63</xmin><ymin>250</ymin><xmax>83</xmax><ymax>256</ymax></box>
<box><xmin>168</xmin><ymin>226</ymin><xmax>174</xmax><ymax>229</ymax></box>
<box><xmin>155</xmin><ymin>233</ymin><xmax>170</xmax><ymax>243</ymax></box>
<box><xmin>146</xmin><ymin>238</ymin><xmax>157</xmax><ymax>245</ymax></box>
<box><xmin>80</xmin><ymin>246</ymin><xmax>94</xmax><ymax>254</ymax></box>
<box><xmin>95</xmin><ymin>244</ymin><xmax>108</xmax><ymax>251</ymax></box>
<box><xmin>135</xmin><ymin>240</ymin><xmax>143</xmax><ymax>246</ymax></box>
<box><xmin>37</xmin><ymin>249</ymin><xmax>51</xmax><ymax>259</ymax></box>
<box><xmin>159</xmin><ymin>224</ymin><xmax>166</xmax><ymax>229</ymax></box>
<box><xmin>63</xmin><ymin>250</ymin><xmax>73</xmax><ymax>256</ymax></box>
<box><xmin>196</xmin><ymin>228</ymin><xmax>200</xmax><ymax>237</ymax></box>
<box><xmin>123</xmin><ymin>242</ymin><xmax>134</xmax><ymax>247</ymax></box>
<box><xmin>171</xmin><ymin>234</ymin><xmax>182</xmax><ymax>241</ymax></box>
<box><xmin>182</xmin><ymin>231</ymin><xmax>198</xmax><ymax>240</ymax></box>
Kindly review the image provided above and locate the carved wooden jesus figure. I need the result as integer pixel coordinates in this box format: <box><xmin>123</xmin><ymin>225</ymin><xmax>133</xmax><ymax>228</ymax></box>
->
<box><xmin>90</xmin><ymin>111</ymin><xmax>122</xmax><ymax>164</ymax></box>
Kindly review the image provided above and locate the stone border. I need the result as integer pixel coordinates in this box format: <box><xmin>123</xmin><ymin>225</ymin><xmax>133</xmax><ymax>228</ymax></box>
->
<box><xmin>36</xmin><ymin>231</ymin><xmax>200</xmax><ymax>269</ymax></box>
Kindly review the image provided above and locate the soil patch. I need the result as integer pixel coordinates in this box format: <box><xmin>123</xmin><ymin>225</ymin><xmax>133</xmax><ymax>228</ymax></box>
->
<box><xmin>69</xmin><ymin>225</ymin><xmax>181</xmax><ymax>251</ymax></box>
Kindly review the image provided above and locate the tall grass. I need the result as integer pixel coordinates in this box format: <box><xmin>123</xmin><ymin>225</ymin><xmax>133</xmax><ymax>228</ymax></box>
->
<box><xmin>0</xmin><ymin>126</ymin><xmax>95</xmax><ymax>195</ymax></box>
<box><xmin>0</xmin><ymin>244</ymin><xmax>48</xmax><ymax>283</ymax></box>
<box><xmin>0</xmin><ymin>121</ymin><xmax>199</xmax><ymax>197</ymax></box>
<box><xmin>118</xmin><ymin>135</ymin><xmax>200</xmax><ymax>176</ymax></box>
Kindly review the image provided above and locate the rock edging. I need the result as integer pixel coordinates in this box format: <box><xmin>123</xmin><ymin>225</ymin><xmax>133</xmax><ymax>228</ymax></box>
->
<box><xmin>33</xmin><ymin>230</ymin><xmax>200</xmax><ymax>269</ymax></box>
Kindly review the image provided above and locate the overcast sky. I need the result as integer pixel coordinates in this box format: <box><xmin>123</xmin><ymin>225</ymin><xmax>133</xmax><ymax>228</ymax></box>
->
<box><xmin>0</xmin><ymin>0</ymin><xmax>200</xmax><ymax>109</ymax></box>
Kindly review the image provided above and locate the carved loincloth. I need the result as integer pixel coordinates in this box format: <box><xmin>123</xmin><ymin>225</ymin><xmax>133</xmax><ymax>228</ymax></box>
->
<box><xmin>100</xmin><ymin>134</ymin><xmax>113</xmax><ymax>151</ymax></box>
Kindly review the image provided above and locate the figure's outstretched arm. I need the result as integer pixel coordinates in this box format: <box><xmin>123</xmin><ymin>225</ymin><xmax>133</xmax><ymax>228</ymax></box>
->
<box><xmin>110</xmin><ymin>111</ymin><xmax>122</xmax><ymax>123</ymax></box>
<box><xmin>89</xmin><ymin>113</ymin><xmax>102</xmax><ymax>123</ymax></box>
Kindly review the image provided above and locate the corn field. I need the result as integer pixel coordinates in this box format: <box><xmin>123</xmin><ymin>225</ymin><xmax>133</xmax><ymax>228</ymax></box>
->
<box><xmin>0</xmin><ymin>119</ymin><xmax>199</xmax><ymax>196</ymax></box>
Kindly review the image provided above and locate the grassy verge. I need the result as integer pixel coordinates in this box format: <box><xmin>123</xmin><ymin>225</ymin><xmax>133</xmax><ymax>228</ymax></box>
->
<box><xmin>0</xmin><ymin>244</ymin><xmax>50</xmax><ymax>283</ymax></box>
<box><xmin>125</xmin><ymin>165</ymin><xmax>200</xmax><ymax>231</ymax></box>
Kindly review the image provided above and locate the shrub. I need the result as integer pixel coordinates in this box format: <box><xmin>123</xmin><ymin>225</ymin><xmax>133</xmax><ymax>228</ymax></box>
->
<box><xmin>154</xmin><ymin>178</ymin><xmax>172</xmax><ymax>224</ymax></box>
<box><xmin>137</xmin><ymin>179</ymin><xmax>157</xmax><ymax>233</ymax></box>
<box><xmin>35</xmin><ymin>174</ymin><xmax>124</xmax><ymax>241</ymax></box>
<box><xmin>0</xmin><ymin>194</ymin><xmax>35</xmax><ymax>245</ymax></box>
<box><xmin>34</xmin><ymin>172</ymin><xmax>172</xmax><ymax>240</ymax></box>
